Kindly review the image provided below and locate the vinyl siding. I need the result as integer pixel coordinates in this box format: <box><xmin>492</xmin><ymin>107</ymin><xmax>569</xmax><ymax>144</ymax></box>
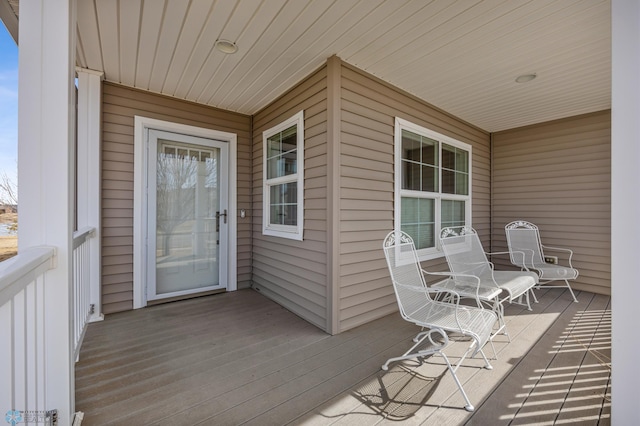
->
<box><xmin>491</xmin><ymin>110</ymin><xmax>611</xmax><ymax>295</ymax></box>
<box><xmin>251</xmin><ymin>66</ymin><xmax>329</xmax><ymax>330</ymax></box>
<box><xmin>337</xmin><ymin>63</ymin><xmax>491</xmax><ymax>332</ymax></box>
<box><xmin>101</xmin><ymin>82</ymin><xmax>252</xmax><ymax>314</ymax></box>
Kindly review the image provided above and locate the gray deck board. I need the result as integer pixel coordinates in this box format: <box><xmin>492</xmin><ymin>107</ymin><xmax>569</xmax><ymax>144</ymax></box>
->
<box><xmin>75</xmin><ymin>288</ymin><xmax>610</xmax><ymax>425</ymax></box>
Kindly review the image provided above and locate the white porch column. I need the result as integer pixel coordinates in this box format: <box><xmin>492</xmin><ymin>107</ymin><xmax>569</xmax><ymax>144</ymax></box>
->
<box><xmin>18</xmin><ymin>0</ymin><xmax>77</xmax><ymax>423</ymax></box>
<box><xmin>612</xmin><ymin>0</ymin><xmax>640</xmax><ymax>423</ymax></box>
<box><xmin>76</xmin><ymin>68</ymin><xmax>104</xmax><ymax>322</ymax></box>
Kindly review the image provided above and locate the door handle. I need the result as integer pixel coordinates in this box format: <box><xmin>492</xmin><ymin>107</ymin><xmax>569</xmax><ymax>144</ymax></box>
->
<box><xmin>216</xmin><ymin>209</ymin><xmax>227</xmax><ymax>224</ymax></box>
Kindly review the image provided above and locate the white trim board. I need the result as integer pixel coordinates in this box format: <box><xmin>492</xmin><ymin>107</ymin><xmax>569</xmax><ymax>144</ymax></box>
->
<box><xmin>133</xmin><ymin>116</ymin><xmax>238</xmax><ymax>309</ymax></box>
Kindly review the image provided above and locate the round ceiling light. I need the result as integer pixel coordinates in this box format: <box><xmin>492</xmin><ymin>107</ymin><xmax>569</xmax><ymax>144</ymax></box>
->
<box><xmin>515</xmin><ymin>73</ymin><xmax>537</xmax><ymax>83</ymax></box>
<box><xmin>215</xmin><ymin>39</ymin><xmax>238</xmax><ymax>54</ymax></box>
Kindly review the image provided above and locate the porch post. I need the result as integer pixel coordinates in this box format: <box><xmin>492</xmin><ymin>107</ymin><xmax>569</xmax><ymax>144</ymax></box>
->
<box><xmin>611</xmin><ymin>0</ymin><xmax>640</xmax><ymax>423</ymax></box>
<box><xmin>76</xmin><ymin>68</ymin><xmax>104</xmax><ymax>322</ymax></box>
<box><xmin>18</xmin><ymin>0</ymin><xmax>77</xmax><ymax>423</ymax></box>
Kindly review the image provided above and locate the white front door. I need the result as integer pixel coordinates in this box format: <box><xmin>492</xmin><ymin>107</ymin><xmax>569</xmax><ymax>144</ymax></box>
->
<box><xmin>146</xmin><ymin>129</ymin><xmax>229</xmax><ymax>301</ymax></box>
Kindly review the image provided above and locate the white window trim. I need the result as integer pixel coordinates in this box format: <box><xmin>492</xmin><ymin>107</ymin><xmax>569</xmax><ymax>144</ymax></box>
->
<box><xmin>262</xmin><ymin>110</ymin><xmax>304</xmax><ymax>240</ymax></box>
<box><xmin>394</xmin><ymin>117</ymin><xmax>472</xmax><ymax>261</ymax></box>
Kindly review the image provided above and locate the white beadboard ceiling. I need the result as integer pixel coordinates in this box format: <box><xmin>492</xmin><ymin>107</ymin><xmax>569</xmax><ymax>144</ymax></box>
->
<box><xmin>73</xmin><ymin>0</ymin><xmax>610</xmax><ymax>132</ymax></box>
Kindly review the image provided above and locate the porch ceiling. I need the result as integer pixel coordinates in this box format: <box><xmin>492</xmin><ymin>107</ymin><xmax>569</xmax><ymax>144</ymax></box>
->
<box><xmin>71</xmin><ymin>0</ymin><xmax>611</xmax><ymax>132</ymax></box>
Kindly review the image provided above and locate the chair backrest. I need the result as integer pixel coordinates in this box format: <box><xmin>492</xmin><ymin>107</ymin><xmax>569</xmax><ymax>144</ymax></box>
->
<box><xmin>439</xmin><ymin>226</ymin><xmax>493</xmax><ymax>281</ymax></box>
<box><xmin>383</xmin><ymin>231</ymin><xmax>432</xmax><ymax>319</ymax></box>
<box><xmin>505</xmin><ymin>221</ymin><xmax>545</xmax><ymax>267</ymax></box>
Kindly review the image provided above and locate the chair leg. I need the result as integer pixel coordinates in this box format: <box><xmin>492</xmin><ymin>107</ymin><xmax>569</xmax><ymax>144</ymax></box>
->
<box><xmin>439</xmin><ymin>352</ymin><xmax>475</xmax><ymax>412</ymax></box>
<box><xmin>565</xmin><ymin>280</ymin><xmax>578</xmax><ymax>303</ymax></box>
<box><xmin>530</xmin><ymin>288</ymin><xmax>539</xmax><ymax>303</ymax></box>
<box><xmin>492</xmin><ymin>300</ymin><xmax>510</xmax><ymax>343</ymax></box>
<box><xmin>443</xmin><ymin>343</ymin><xmax>492</xmax><ymax>412</ymax></box>
<box><xmin>382</xmin><ymin>329</ymin><xmax>445</xmax><ymax>371</ymax></box>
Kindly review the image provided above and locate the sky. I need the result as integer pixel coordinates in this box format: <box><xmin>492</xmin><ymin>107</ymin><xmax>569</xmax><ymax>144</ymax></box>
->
<box><xmin>0</xmin><ymin>23</ymin><xmax>17</xmax><ymax>187</ymax></box>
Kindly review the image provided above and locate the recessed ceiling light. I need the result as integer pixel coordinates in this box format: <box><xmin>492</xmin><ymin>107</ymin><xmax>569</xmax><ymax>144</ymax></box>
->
<box><xmin>515</xmin><ymin>73</ymin><xmax>537</xmax><ymax>83</ymax></box>
<box><xmin>215</xmin><ymin>39</ymin><xmax>238</xmax><ymax>54</ymax></box>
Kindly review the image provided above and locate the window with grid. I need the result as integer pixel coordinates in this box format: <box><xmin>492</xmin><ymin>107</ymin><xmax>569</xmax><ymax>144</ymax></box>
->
<box><xmin>262</xmin><ymin>111</ymin><xmax>304</xmax><ymax>240</ymax></box>
<box><xmin>395</xmin><ymin>118</ymin><xmax>471</xmax><ymax>259</ymax></box>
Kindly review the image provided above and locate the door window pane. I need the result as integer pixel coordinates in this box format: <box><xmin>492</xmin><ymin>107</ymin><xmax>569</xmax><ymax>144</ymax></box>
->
<box><xmin>156</xmin><ymin>141</ymin><xmax>221</xmax><ymax>295</ymax></box>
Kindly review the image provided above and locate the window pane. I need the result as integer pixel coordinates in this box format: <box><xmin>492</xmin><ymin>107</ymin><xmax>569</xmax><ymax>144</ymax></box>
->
<box><xmin>267</xmin><ymin>137</ymin><xmax>281</xmax><ymax>159</ymax></box>
<box><xmin>401</xmin><ymin>130</ymin><xmax>421</xmax><ymax>162</ymax></box>
<box><xmin>281</xmin><ymin>128</ymin><xmax>297</xmax><ymax>153</ymax></box>
<box><xmin>284</xmin><ymin>204</ymin><xmax>297</xmax><ymax>226</ymax></box>
<box><xmin>442</xmin><ymin>169</ymin><xmax>455</xmax><ymax>194</ymax></box>
<box><xmin>442</xmin><ymin>200</ymin><xmax>466</xmax><ymax>232</ymax></box>
<box><xmin>456</xmin><ymin>172</ymin><xmax>468</xmax><ymax>195</ymax></box>
<box><xmin>401</xmin><ymin>130</ymin><xmax>438</xmax><ymax>192</ymax></box>
<box><xmin>442</xmin><ymin>144</ymin><xmax>456</xmax><ymax>170</ymax></box>
<box><xmin>269</xmin><ymin>182</ymin><xmax>297</xmax><ymax>226</ymax></box>
<box><xmin>421</xmin><ymin>164</ymin><xmax>437</xmax><ymax>192</ymax></box>
<box><xmin>402</xmin><ymin>161</ymin><xmax>421</xmax><ymax>191</ymax></box>
<box><xmin>282</xmin><ymin>150</ymin><xmax>297</xmax><ymax>174</ymax></box>
<box><xmin>442</xmin><ymin>144</ymin><xmax>469</xmax><ymax>195</ymax></box>
<box><xmin>266</xmin><ymin>125</ymin><xmax>298</xmax><ymax>179</ymax></box>
<box><xmin>455</xmin><ymin>148</ymin><xmax>469</xmax><ymax>173</ymax></box>
<box><xmin>401</xmin><ymin>197</ymin><xmax>435</xmax><ymax>249</ymax></box>
<box><xmin>421</xmin><ymin>139</ymin><xmax>437</xmax><ymax>166</ymax></box>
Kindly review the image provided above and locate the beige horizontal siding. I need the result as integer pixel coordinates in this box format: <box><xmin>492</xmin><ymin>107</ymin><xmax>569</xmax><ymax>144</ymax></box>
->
<box><xmin>491</xmin><ymin>110</ymin><xmax>611</xmax><ymax>296</ymax></box>
<box><xmin>251</xmin><ymin>66</ymin><xmax>329</xmax><ymax>330</ymax></box>
<box><xmin>101</xmin><ymin>82</ymin><xmax>252</xmax><ymax>314</ymax></box>
<box><xmin>337</xmin><ymin>62</ymin><xmax>491</xmax><ymax>332</ymax></box>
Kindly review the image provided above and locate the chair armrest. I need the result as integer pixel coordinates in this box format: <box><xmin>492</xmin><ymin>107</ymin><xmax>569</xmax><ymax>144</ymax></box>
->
<box><xmin>421</xmin><ymin>269</ymin><xmax>454</xmax><ymax>278</ymax></box>
<box><xmin>486</xmin><ymin>251</ymin><xmax>531</xmax><ymax>271</ymax></box>
<box><xmin>430</xmin><ymin>272</ymin><xmax>502</xmax><ymax>307</ymax></box>
<box><xmin>541</xmin><ymin>244</ymin><xmax>575</xmax><ymax>267</ymax></box>
<box><xmin>503</xmin><ymin>249</ymin><xmax>535</xmax><ymax>271</ymax></box>
<box><xmin>395</xmin><ymin>282</ymin><xmax>461</xmax><ymax>306</ymax></box>
<box><xmin>485</xmin><ymin>250</ymin><xmax>510</xmax><ymax>256</ymax></box>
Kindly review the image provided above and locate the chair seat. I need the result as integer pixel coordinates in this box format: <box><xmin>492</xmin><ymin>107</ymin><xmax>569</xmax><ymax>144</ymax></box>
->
<box><xmin>432</xmin><ymin>278</ymin><xmax>503</xmax><ymax>302</ymax></box>
<box><xmin>530</xmin><ymin>264</ymin><xmax>578</xmax><ymax>280</ymax></box>
<box><xmin>408</xmin><ymin>299</ymin><xmax>497</xmax><ymax>350</ymax></box>
<box><xmin>491</xmin><ymin>271</ymin><xmax>538</xmax><ymax>301</ymax></box>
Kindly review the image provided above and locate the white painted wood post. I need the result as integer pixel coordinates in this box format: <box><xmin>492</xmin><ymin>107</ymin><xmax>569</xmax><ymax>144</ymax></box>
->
<box><xmin>17</xmin><ymin>0</ymin><xmax>77</xmax><ymax>423</ymax></box>
<box><xmin>76</xmin><ymin>68</ymin><xmax>104</xmax><ymax>323</ymax></box>
<box><xmin>612</xmin><ymin>0</ymin><xmax>640</xmax><ymax>423</ymax></box>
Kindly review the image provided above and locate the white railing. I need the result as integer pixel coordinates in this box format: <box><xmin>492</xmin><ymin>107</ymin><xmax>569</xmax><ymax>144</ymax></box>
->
<box><xmin>0</xmin><ymin>246</ymin><xmax>56</xmax><ymax>416</ymax></box>
<box><xmin>72</xmin><ymin>226</ymin><xmax>95</xmax><ymax>360</ymax></box>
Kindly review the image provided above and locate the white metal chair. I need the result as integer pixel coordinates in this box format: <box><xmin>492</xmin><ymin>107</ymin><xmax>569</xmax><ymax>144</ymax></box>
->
<box><xmin>505</xmin><ymin>220</ymin><xmax>579</xmax><ymax>302</ymax></box>
<box><xmin>382</xmin><ymin>231</ymin><xmax>497</xmax><ymax>412</ymax></box>
<box><xmin>437</xmin><ymin>226</ymin><xmax>539</xmax><ymax>340</ymax></box>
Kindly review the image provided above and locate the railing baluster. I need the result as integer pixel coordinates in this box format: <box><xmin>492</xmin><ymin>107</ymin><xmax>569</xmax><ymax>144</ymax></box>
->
<box><xmin>72</xmin><ymin>227</ymin><xmax>95</xmax><ymax>360</ymax></box>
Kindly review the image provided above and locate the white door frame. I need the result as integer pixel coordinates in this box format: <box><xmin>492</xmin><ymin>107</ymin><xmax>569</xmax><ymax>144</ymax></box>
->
<box><xmin>133</xmin><ymin>116</ymin><xmax>237</xmax><ymax>309</ymax></box>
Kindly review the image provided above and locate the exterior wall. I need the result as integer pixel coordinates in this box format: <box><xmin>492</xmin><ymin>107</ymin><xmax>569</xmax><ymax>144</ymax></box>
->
<box><xmin>101</xmin><ymin>82</ymin><xmax>252</xmax><ymax>314</ymax></box>
<box><xmin>337</xmin><ymin>62</ymin><xmax>491</xmax><ymax>332</ymax></box>
<box><xmin>491</xmin><ymin>110</ymin><xmax>611</xmax><ymax>295</ymax></box>
<box><xmin>251</xmin><ymin>66</ymin><xmax>329</xmax><ymax>330</ymax></box>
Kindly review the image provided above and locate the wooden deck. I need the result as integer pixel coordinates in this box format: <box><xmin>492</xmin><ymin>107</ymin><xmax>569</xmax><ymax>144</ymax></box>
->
<box><xmin>75</xmin><ymin>287</ymin><xmax>611</xmax><ymax>425</ymax></box>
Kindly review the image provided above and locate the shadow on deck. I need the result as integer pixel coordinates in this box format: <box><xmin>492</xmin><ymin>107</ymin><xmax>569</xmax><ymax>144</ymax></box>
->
<box><xmin>75</xmin><ymin>287</ymin><xmax>610</xmax><ymax>425</ymax></box>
